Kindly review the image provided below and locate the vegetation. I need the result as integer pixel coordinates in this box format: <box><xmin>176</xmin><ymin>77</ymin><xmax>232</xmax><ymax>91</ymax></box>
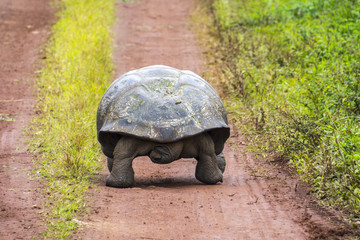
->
<box><xmin>200</xmin><ymin>0</ymin><xmax>360</xmax><ymax>217</ymax></box>
<box><xmin>29</xmin><ymin>0</ymin><xmax>115</xmax><ymax>238</ymax></box>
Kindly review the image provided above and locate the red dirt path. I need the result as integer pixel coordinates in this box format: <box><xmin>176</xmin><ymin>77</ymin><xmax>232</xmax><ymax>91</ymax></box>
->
<box><xmin>0</xmin><ymin>0</ymin><xmax>358</xmax><ymax>239</ymax></box>
<box><xmin>0</xmin><ymin>0</ymin><xmax>52</xmax><ymax>239</ymax></box>
<box><xmin>76</xmin><ymin>1</ymin><xmax>359</xmax><ymax>239</ymax></box>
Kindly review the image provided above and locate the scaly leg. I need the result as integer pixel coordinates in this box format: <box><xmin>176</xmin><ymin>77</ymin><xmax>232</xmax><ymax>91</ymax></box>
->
<box><xmin>216</xmin><ymin>153</ymin><xmax>226</xmax><ymax>173</ymax></box>
<box><xmin>195</xmin><ymin>134</ymin><xmax>223</xmax><ymax>184</ymax></box>
<box><xmin>106</xmin><ymin>136</ymin><xmax>138</xmax><ymax>188</ymax></box>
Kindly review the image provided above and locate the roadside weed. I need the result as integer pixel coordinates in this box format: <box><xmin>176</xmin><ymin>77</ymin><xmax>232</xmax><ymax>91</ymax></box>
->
<box><xmin>29</xmin><ymin>0</ymin><xmax>115</xmax><ymax>238</ymax></box>
<box><xmin>197</xmin><ymin>0</ymin><xmax>360</xmax><ymax>217</ymax></box>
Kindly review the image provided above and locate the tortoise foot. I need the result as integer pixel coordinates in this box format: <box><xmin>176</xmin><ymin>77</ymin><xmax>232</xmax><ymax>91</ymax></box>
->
<box><xmin>106</xmin><ymin>170</ymin><xmax>134</xmax><ymax>188</ymax></box>
<box><xmin>195</xmin><ymin>161</ymin><xmax>223</xmax><ymax>185</ymax></box>
<box><xmin>216</xmin><ymin>153</ymin><xmax>226</xmax><ymax>173</ymax></box>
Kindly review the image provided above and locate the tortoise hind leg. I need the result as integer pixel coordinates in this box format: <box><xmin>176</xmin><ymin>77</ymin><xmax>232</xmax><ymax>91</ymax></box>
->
<box><xmin>106</xmin><ymin>137</ymin><xmax>137</xmax><ymax>188</ymax></box>
<box><xmin>195</xmin><ymin>133</ymin><xmax>223</xmax><ymax>184</ymax></box>
<box><xmin>106</xmin><ymin>136</ymin><xmax>152</xmax><ymax>188</ymax></box>
<box><xmin>196</xmin><ymin>154</ymin><xmax>225</xmax><ymax>173</ymax></box>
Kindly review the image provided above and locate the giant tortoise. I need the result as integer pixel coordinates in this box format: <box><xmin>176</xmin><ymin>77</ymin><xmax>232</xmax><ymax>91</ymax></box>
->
<box><xmin>97</xmin><ymin>65</ymin><xmax>230</xmax><ymax>188</ymax></box>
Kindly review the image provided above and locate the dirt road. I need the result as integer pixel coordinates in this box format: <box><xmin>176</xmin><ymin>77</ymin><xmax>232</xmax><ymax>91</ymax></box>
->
<box><xmin>0</xmin><ymin>0</ymin><xmax>52</xmax><ymax>239</ymax></box>
<box><xmin>76</xmin><ymin>1</ymin><xmax>357</xmax><ymax>239</ymax></box>
<box><xmin>0</xmin><ymin>0</ymin><xmax>356</xmax><ymax>239</ymax></box>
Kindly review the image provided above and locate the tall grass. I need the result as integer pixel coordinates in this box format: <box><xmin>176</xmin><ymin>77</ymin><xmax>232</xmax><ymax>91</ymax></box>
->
<box><xmin>29</xmin><ymin>0</ymin><xmax>115</xmax><ymax>238</ymax></box>
<box><xmin>202</xmin><ymin>0</ymin><xmax>360</xmax><ymax>217</ymax></box>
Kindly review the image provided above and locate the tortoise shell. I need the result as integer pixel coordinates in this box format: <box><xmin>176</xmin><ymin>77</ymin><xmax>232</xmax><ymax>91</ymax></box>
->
<box><xmin>97</xmin><ymin>65</ymin><xmax>230</xmax><ymax>158</ymax></box>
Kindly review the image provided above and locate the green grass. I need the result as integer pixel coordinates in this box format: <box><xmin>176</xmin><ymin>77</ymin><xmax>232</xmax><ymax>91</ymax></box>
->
<box><xmin>195</xmin><ymin>0</ymin><xmax>360</xmax><ymax>220</ymax></box>
<box><xmin>29</xmin><ymin>0</ymin><xmax>115</xmax><ymax>238</ymax></box>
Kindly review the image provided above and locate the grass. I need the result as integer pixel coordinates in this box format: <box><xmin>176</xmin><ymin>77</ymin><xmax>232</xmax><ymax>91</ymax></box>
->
<box><xmin>193</xmin><ymin>0</ymin><xmax>360</xmax><ymax>221</ymax></box>
<box><xmin>28</xmin><ymin>0</ymin><xmax>115</xmax><ymax>238</ymax></box>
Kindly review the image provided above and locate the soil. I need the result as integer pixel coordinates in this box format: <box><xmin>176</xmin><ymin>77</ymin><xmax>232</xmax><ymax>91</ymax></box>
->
<box><xmin>0</xmin><ymin>0</ymin><xmax>53</xmax><ymax>239</ymax></box>
<box><xmin>76</xmin><ymin>0</ymin><xmax>359</xmax><ymax>240</ymax></box>
<box><xmin>0</xmin><ymin>0</ymin><xmax>358</xmax><ymax>239</ymax></box>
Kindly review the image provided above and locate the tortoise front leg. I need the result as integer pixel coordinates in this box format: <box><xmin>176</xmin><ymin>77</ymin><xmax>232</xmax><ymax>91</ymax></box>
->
<box><xmin>216</xmin><ymin>153</ymin><xmax>226</xmax><ymax>173</ymax></box>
